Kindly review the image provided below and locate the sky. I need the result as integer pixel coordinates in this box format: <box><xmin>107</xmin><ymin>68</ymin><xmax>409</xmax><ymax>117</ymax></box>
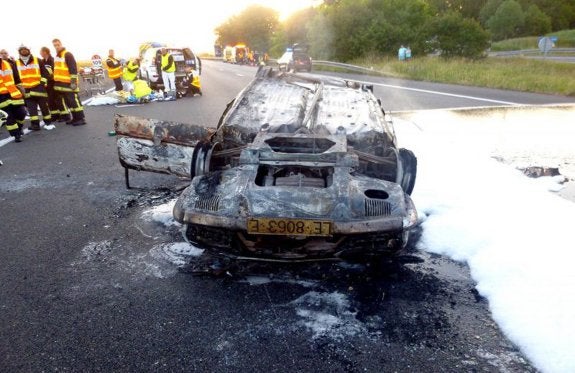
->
<box><xmin>2</xmin><ymin>0</ymin><xmax>320</xmax><ymax>61</ymax></box>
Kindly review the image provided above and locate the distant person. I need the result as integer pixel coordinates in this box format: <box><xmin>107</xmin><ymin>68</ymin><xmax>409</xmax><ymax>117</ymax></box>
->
<box><xmin>398</xmin><ymin>45</ymin><xmax>406</xmax><ymax>61</ymax></box>
<box><xmin>0</xmin><ymin>49</ymin><xmax>18</xmax><ymax>71</ymax></box>
<box><xmin>406</xmin><ymin>46</ymin><xmax>412</xmax><ymax>60</ymax></box>
<box><xmin>40</xmin><ymin>46</ymin><xmax>66</xmax><ymax>122</ymax></box>
<box><xmin>122</xmin><ymin>57</ymin><xmax>140</xmax><ymax>92</ymax></box>
<box><xmin>16</xmin><ymin>45</ymin><xmax>52</xmax><ymax>131</ymax></box>
<box><xmin>160</xmin><ymin>48</ymin><xmax>176</xmax><ymax>100</ymax></box>
<box><xmin>106</xmin><ymin>49</ymin><xmax>123</xmax><ymax>91</ymax></box>
<box><xmin>0</xmin><ymin>57</ymin><xmax>27</xmax><ymax>142</ymax></box>
<box><xmin>52</xmin><ymin>38</ymin><xmax>86</xmax><ymax>126</ymax></box>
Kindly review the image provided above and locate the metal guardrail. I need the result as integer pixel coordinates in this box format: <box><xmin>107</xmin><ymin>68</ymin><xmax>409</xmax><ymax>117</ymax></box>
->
<box><xmin>489</xmin><ymin>48</ymin><xmax>575</xmax><ymax>57</ymax></box>
<box><xmin>312</xmin><ymin>60</ymin><xmax>384</xmax><ymax>75</ymax></box>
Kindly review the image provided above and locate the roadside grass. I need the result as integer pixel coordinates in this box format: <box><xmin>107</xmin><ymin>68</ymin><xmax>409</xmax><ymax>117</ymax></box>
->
<box><xmin>491</xmin><ymin>37</ymin><xmax>539</xmax><ymax>51</ymax></box>
<box><xmin>491</xmin><ymin>29</ymin><xmax>575</xmax><ymax>51</ymax></box>
<box><xmin>344</xmin><ymin>56</ymin><xmax>575</xmax><ymax>96</ymax></box>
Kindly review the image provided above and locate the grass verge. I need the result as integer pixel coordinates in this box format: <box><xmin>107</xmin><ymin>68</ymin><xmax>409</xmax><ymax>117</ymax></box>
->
<box><xmin>343</xmin><ymin>56</ymin><xmax>575</xmax><ymax>96</ymax></box>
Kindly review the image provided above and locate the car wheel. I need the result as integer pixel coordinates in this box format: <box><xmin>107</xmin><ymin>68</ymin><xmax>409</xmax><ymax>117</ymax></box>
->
<box><xmin>399</xmin><ymin>148</ymin><xmax>417</xmax><ymax>195</ymax></box>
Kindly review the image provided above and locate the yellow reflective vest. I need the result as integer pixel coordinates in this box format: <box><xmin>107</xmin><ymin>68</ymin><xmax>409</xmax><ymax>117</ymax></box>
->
<box><xmin>161</xmin><ymin>54</ymin><xmax>175</xmax><ymax>73</ymax></box>
<box><xmin>123</xmin><ymin>60</ymin><xmax>139</xmax><ymax>81</ymax></box>
<box><xmin>133</xmin><ymin>79</ymin><xmax>152</xmax><ymax>98</ymax></box>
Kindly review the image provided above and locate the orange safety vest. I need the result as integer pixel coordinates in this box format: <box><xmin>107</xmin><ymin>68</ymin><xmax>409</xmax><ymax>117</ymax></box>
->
<box><xmin>54</xmin><ymin>49</ymin><xmax>72</xmax><ymax>83</ymax></box>
<box><xmin>106</xmin><ymin>57</ymin><xmax>122</xmax><ymax>79</ymax></box>
<box><xmin>0</xmin><ymin>60</ymin><xmax>24</xmax><ymax>100</ymax></box>
<box><xmin>16</xmin><ymin>56</ymin><xmax>43</xmax><ymax>89</ymax></box>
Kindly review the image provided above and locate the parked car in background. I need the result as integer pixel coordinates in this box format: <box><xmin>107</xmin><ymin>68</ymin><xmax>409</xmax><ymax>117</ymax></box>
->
<box><xmin>277</xmin><ymin>44</ymin><xmax>312</xmax><ymax>72</ymax></box>
<box><xmin>139</xmin><ymin>47</ymin><xmax>201</xmax><ymax>97</ymax></box>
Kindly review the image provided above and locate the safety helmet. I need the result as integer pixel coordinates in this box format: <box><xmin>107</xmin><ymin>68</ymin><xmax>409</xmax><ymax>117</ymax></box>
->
<box><xmin>18</xmin><ymin>44</ymin><xmax>30</xmax><ymax>52</ymax></box>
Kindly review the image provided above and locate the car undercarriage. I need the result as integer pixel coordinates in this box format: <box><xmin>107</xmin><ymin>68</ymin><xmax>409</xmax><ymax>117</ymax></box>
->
<box><xmin>115</xmin><ymin>67</ymin><xmax>418</xmax><ymax>262</ymax></box>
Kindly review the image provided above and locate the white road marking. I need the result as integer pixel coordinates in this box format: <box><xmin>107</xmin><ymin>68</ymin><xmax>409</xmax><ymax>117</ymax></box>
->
<box><xmin>0</xmin><ymin>137</ymin><xmax>13</xmax><ymax>148</ymax></box>
<box><xmin>236</xmin><ymin>73</ymin><xmax>245</xmax><ymax>77</ymax></box>
<box><xmin>354</xmin><ymin>79</ymin><xmax>521</xmax><ymax>106</ymax></box>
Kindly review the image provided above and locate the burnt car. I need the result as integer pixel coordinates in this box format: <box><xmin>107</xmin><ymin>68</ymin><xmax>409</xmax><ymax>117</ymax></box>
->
<box><xmin>115</xmin><ymin>67</ymin><xmax>417</xmax><ymax>262</ymax></box>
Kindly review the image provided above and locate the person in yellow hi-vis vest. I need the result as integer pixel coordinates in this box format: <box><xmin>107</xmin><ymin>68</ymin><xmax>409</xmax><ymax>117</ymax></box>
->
<box><xmin>160</xmin><ymin>48</ymin><xmax>176</xmax><ymax>100</ymax></box>
<box><xmin>122</xmin><ymin>58</ymin><xmax>140</xmax><ymax>92</ymax></box>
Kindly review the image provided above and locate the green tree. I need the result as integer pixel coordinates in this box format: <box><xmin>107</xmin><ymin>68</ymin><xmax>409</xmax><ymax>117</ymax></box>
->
<box><xmin>428</xmin><ymin>0</ymin><xmax>488</xmax><ymax>20</ymax></box>
<box><xmin>428</xmin><ymin>11</ymin><xmax>491</xmax><ymax>58</ymax></box>
<box><xmin>531</xmin><ymin>0</ymin><xmax>575</xmax><ymax>31</ymax></box>
<box><xmin>479</xmin><ymin>0</ymin><xmax>503</xmax><ymax>25</ymax></box>
<box><xmin>283</xmin><ymin>7</ymin><xmax>318</xmax><ymax>45</ymax></box>
<box><xmin>487</xmin><ymin>0</ymin><xmax>525</xmax><ymax>40</ymax></box>
<box><xmin>307</xmin><ymin>11</ymin><xmax>336</xmax><ymax>60</ymax></box>
<box><xmin>522</xmin><ymin>4</ymin><xmax>552</xmax><ymax>36</ymax></box>
<box><xmin>215</xmin><ymin>5</ymin><xmax>280</xmax><ymax>52</ymax></box>
<box><xmin>315</xmin><ymin>0</ymin><xmax>432</xmax><ymax>61</ymax></box>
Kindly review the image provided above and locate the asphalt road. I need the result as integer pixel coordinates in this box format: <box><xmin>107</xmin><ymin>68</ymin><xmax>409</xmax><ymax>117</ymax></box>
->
<box><xmin>1</xmin><ymin>61</ymin><xmax>573</xmax><ymax>372</ymax></box>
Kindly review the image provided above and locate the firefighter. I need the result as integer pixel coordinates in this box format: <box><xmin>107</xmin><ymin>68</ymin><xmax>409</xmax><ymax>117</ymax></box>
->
<box><xmin>1</xmin><ymin>49</ymin><xmax>17</xmax><ymax>70</ymax></box>
<box><xmin>106</xmin><ymin>49</ymin><xmax>123</xmax><ymax>91</ymax></box>
<box><xmin>122</xmin><ymin>57</ymin><xmax>140</xmax><ymax>92</ymax></box>
<box><xmin>52</xmin><ymin>38</ymin><xmax>86</xmax><ymax>126</ymax></box>
<box><xmin>17</xmin><ymin>45</ymin><xmax>52</xmax><ymax>131</ymax></box>
<box><xmin>40</xmin><ymin>46</ymin><xmax>66</xmax><ymax>122</ymax></box>
<box><xmin>0</xmin><ymin>58</ymin><xmax>27</xmax><ymax>142</ymax></box>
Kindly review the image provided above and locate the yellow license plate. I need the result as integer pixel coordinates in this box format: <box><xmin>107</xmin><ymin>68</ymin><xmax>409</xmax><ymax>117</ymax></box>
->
<box><xmin>247</xmin><ymin>218</ymin><xmax>332</xmax><ymax>237</ymax></box>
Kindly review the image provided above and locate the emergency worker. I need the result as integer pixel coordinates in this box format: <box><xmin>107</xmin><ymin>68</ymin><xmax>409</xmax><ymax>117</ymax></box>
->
<box><xmin>106</xmin><ymin>49</ymin><xmax>123</xmax><ymax>91</ymax></box>
<box><xmin>122</xmin><ymin>58</ymin><xmax>140</xmax><ymax>92</ymax></box>
<box><xmin>160</xmin><ymin>48</ymin><xmax>176</xmax><ymax>100</ymax></box>
<box><xmin>17</xmin><ymin>45</ymin><xmax>52</xmax><ymax>130</ymax></box>
<box><xmin>52</xmin><ymin>38</ymin><xmax>86</xmax><ymax>126</ymax></box>
<box><xmin>40</xmin><ymin>46</ymin><xmax>66</xmax><ymax>121</ymax></box>
<box><xmin>0</xmin><ymin>58</ymin><xmax>27</xmax><ymax>142</ymax></box>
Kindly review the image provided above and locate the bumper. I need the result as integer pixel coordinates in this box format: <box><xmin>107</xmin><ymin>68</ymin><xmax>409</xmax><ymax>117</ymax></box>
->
<box><xmin>173</xmin><ymin>194</ymin><xmax>418</xmax><ymax>235</ymax></box>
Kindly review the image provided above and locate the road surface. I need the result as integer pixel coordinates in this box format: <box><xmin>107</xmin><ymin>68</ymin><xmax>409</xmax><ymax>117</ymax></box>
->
<box><xmin>1</xmin><ymin>61</ymin><xmax>573</xmax><ymax>372</ymax></box>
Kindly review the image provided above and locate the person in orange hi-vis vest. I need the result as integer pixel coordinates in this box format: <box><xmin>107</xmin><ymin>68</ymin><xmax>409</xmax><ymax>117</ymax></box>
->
<box><xmin>0</xmin><ymin>59</ymin><xmax>27</xmax><ymax>142</ymax></box>
<box><xmin>16</xmin><ymin>45</ymin><xmax>52</xmax><ymax>131</ymax></box>
<box><xmin>106</xmin><ymin>49</ymin><xmax>123</xmax><ymax>92</ymax></box>
<box><xmin>52</xmin><ymin>38</ymin><xmax>86</xmax><ymax>126</ymax></box>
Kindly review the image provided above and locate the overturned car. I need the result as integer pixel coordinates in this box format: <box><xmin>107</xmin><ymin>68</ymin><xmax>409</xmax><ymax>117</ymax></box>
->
<box><xmin>115</xmin><ymin>67</ymin><xmax>417</xmax><ymax>262</ymax></box>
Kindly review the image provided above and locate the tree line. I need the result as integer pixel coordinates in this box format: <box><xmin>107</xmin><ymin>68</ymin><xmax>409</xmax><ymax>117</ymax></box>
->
<box><xmin>215</xmin><ymin>0</ymin><xmax>575</xmax><ymax>60</ymax></box>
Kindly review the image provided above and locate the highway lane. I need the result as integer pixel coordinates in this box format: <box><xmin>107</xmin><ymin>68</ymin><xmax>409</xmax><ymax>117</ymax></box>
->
<box><xmin>202</xmin><ymin>60</ymin><xmax>575</xmax><ymax>111</ymax></box>
<box><xmin>1</xmin><ymin>60</ymin><xmax>567</xmax><ymax>372</ymax></box>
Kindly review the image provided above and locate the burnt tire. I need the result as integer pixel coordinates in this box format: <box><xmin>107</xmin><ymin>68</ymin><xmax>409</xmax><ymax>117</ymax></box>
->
<box><xmin>399</xmin><ymin>148</ymin><xmax>417</xmax><ymax>195</ymax></box>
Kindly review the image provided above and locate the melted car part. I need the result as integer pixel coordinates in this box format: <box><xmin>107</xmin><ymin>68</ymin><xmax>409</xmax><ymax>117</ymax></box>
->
<box><xmin>116</xmin><ymin>68</ymin><xmax>418</xmax><ymax>261</ymax></box>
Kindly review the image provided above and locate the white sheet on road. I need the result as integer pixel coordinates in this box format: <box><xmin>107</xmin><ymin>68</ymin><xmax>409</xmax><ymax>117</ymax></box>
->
<box><xmin>396</xmin><ymin>106</ymin><xmax>575</xmax><ymax>373</ymax></box>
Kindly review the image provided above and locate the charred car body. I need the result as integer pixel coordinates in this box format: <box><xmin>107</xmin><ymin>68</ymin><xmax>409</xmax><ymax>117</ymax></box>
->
<box><xmin>115</xmin><ymin>67</ymin><xmax>417</xmax><ymax>262</ymax></box>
